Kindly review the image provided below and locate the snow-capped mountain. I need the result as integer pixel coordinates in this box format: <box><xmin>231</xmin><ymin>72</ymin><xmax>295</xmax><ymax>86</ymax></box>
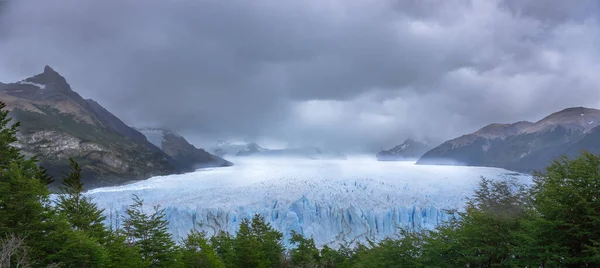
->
<box><xmin>86</xmin><ymin>157</ymin><xmax>530</xmax><ymax>248</ymax></box>
<box><xmin>376</xmin><ymin>139</ymin><xmax>431</xmax><ymax>161</ymax></box>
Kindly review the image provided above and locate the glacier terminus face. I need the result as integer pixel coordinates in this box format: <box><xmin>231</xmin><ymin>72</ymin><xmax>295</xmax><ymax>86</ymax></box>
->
<box><xmin>86</xmin><ymin>157</ymin><xmax>531</xmax><ymax>248</ymax></box>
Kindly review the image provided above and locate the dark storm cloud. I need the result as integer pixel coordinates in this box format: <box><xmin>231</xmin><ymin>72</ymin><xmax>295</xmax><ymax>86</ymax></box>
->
<box><xmin>0</xmin><ymin>0</ymin><xmax>599</xmax><ymax>151</ymax></box>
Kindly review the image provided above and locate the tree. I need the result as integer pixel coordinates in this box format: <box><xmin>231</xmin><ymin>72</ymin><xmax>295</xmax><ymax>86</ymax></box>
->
<box><xmin>104</xmin><ymin>231</ymin><xmax>144</xmax><ymax>268</ymax></box>
<box><xmin>249</xmin><ymin>214</ymin><xmax>284</xmax><ymax>267</ymax></box>
<box><xmin>289</xmin><ymin>230</ymin><xmax>320</xmax><ymax>267</ymax></box>
<box><xmin>180</xmin><ymin>229</ymin><xmax>224</xmax><ymax>268</ymax></box>
<box><xmin>519</xmin><ymin>152</ymin><xmax>600</xmax><ymax>267</ymax></box>
<box><xmin>0</xmin><ymin>102</ymin><xmax>58</xmax><ymax>265</ymax></box>
<box><xmin>0</xmin><ymin>102</ymin><xmax>21</xmax><ymax>168</ymax></box>
<box><xmin>56</xmin><ymin>158</ymin><xmax>108</xmax><ymax>240</ymax></box>
<box><xmin>210</xmin><ymin>231</ymin><xmax>237</xmax><ymax>268</ymax></box>
<box><xmin>0</xmin><ymin>234</ymin><xmax>30</xmax><ymax>268</ymax></box>
<box><xmin>232</xmin><ymin>215</ymin><xmax>284</xmax><ymax>268</ymax></box>
<box><xmin>234</xmin><ymin>218</ymin><xmax>264</xmax><ymax>268</ymax></box>
<box><xmin>122</xmin><ymin>194</ymin><xmax>178</xmax><ymax>267</ymax></box>
<box><xmin>50</xmin><ymin>229</ymin><xmax>108</xmax><ymax>268</ymax></box>
<box><xmin>419</xmin><ymin>178</ymin><xmax>529</xmax><ymax>267</ymax></box>
<box><xmin>353</xmin><ymin>229</ymin><xmax>426</xmax><ymax>268</ymax></box>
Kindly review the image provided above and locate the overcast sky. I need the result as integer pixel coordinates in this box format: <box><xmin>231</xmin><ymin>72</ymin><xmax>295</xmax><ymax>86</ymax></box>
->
<box><xmin>1</xmin><ymin>0</ymin><xmax>600</xmax><ymax>151</ymax></box>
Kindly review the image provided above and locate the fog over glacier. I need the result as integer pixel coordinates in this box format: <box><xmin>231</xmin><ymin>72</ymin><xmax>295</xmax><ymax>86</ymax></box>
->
<box><xmin>87</xmin><ymin>157</ymin><xmax>531</xmax><ymax>247</ymax></box>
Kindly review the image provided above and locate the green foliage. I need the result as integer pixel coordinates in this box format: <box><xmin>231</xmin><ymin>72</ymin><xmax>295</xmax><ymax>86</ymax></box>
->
<box><xmin>352</xmin><ymin>229</ymin><xmax>425</xmax><ymax>268</ymax></box>
<box><xmin>211</xmin><ymin>231</ymin><xmax>237</xmax><ymax>268</ymax></box>
<box><xmin>51</xmin><ymin>229</ymin><xmax>108</xmax><ymax>268</ymax></box>
<box><xmin>234</xmin><ymin>215</ymin><xmax>284</xmax><ymax>268</ymax></box>
<box><xmin>0</xmin><ymin>102</ymin><xmax>21</xmax><ymax>167</ymax></box>
<box><xmin>122</xmin><ymin>194</ymin><xmax>178</xmax><ymax>267</ymax></box>
<box><xmin>104</xmin><ymin>232</ymin><xmax>144</xmax><ymax>268</ymax></box>
<box><xmin>180</xmin><ymin>229</ymin><xmax>224</xmax><ymax>268</ymax></box>
<box><xmin>289</xmin><ymin>230</ymin><xmax>320</xmax><ymax>267</ymax></box>
<box><xmin>56</xmin><ymin>158</ymin><xmax>108</xmax><ymax>240</ymax></box>
<box><xmin>518</xmin><ymin>152</ymin><xmax>600</xmax><ymax>266</ymax></box>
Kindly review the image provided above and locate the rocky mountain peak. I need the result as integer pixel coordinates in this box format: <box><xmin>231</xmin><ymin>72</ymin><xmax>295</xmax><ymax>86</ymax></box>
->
<box><xmin>523</xmin><ymin>107</ymin><xmax>600</xmax><ymax>134</ymax></box>
<box><xmin>23</xmin><ymin>65</ymin><xmax>72</xmax><ymax>91</ymax></box>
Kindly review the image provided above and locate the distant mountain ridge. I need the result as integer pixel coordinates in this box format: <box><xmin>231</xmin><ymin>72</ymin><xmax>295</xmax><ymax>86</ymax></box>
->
<box><xmin>376</xmin><ymin>139</ymin><xmax>431</xmax><ymax>161</ymax></box>
<box><xmin>137</xmin><ymin>128</ymin><xmax>232</xmax><ymax>169</ymax></box>
<box><xmin>211</xmin><ymin>141</ymin><xmax>347</xmax><ymax>160</ymax></box>
<box><xmin>418</xmin><ymin>107</ymin><xmax>600</xmax><ymax>172</ymax></box>
<box><xmin>0</xmin><ymin>66</ymin><xmax>230</xmax><ymax>188</ymax></box>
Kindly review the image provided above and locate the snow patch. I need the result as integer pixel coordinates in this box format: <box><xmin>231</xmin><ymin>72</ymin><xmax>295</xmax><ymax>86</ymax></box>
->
<box><xmin>17</xmin><ymin>81</ymin><xmax>45</xmax><ymax>89</ymax></box>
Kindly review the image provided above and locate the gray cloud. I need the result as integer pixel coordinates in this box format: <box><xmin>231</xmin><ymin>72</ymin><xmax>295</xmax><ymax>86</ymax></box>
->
<box><xmin>0</xmin><ymin>0</ymin><xmax>599</xmax><ymax>151</ymax></box>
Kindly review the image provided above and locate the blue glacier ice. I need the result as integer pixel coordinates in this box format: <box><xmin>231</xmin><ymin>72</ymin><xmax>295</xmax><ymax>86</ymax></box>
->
<box><xmin>86</xmin><ymin>157</ymin><xmax>531</xmax><ymax>248</ymax></box>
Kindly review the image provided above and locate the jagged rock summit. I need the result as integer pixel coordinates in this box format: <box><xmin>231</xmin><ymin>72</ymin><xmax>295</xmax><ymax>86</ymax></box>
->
<box><xmin>0</xmin><ymin>66</ymin><xmax>230</xmax><ymax>188</ymax></box>
<box><xmin>417</xmin><ymin>107</ymin><xmax>600</xmax><ymax>172</ymax></box>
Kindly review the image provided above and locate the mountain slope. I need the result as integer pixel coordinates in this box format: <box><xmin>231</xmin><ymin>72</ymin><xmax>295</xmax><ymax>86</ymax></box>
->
<box><xmin>417</xmin><ymin>107</ymin><xmax>600</xmax><ymax>172</ymax></box>
<box><xmin>137</xmin><ymin>128</ymin><xmax>232</xmax><ymax>169</ymax></box>
<box><xmin>376</xmin><ymin>139</ymin><xmax>431</xmax><ymax>161</ymax></box>
<box><xmin>0</xmin><ymin>66</ymin><xmax>219</xmax><ymax>187</ymax></box>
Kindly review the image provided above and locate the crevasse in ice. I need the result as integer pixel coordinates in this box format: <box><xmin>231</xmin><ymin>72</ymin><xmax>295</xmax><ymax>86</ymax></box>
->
<box><xmin>86</xmin><ymin>157</ymin><xmax>530</xmax><ymax>247</ymax></box>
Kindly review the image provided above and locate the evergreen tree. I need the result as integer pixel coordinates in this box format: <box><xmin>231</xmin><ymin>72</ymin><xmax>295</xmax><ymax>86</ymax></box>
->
<box><xmin>180</xmin><ymin>229</ymin><xmax>224</xmax><ymax>268</ymax></box>
<box><xmin>210</xmin><ymin>231</ymin><xmax>237</xmax><ymax>268</ymax></box>
<box><xmin>123</xmin><ymin>194</ymin><xmax>178</xmax><ymax>267</ymax></box>
<box><xmin>234</xmin><ymin>218</ymin><xmax>264</xmax><ymax>268</ymax></box>
<box><xmin>50</xmin><ymin>229</ymin><xmax>108</xmax><ymax>268</ymax></box>
<box><xmin>0</xmin><ymin>102</ymin><xmax>60</xmax><ymax>266</ymax></box>
<box><xmin>289</xmin><ymin>230</ymin><xmax>320</xmax><ymax>267</ymax></box>
<box><xmin>104</xmin><ymin>231</ymin><xmax>144</xmax><ymax>268</ymax></box>
<box><xmin>249</xmin><ymin>214</ymin><xmax>284</xmax><ymax>267</ymax></box>
<box><xmin>56</xmin><ymin>158</ymin><xmax>108</xmax><ymax>240</ymax></box>
<box><xmin>231</xmin><ymin>215</ymin><xmax>284</xmax><ymax>268</ymax></box>
<box><xmin>0</xmin><ymin>102</ymin><xmax>22</xmax><ymax>168</ymax></box>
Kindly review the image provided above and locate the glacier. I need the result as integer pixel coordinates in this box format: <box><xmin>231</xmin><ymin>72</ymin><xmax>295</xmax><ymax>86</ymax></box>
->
<box><xmin>86</xmin><ymin>157</ymin><xmax>531</xmax><ymax>248</ymax></box>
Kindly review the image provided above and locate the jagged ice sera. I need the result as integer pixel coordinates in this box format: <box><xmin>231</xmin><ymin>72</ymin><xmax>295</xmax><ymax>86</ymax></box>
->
<box><xmin>86</xmin><ymin>157</ymin><xmax>531</xmax><ymax>248</ymax></box>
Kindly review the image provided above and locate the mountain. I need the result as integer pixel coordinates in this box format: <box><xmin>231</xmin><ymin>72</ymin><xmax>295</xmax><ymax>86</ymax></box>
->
<box><xmin>235</xmin><ymin>142</ymin><xmax>269</xmax><ymax>156</ymax></box>
<box><xmin>137</xmin><ymin>128</ymin><xmax>232</xmax><ymax>169</ymax></box>
<box><xmin>0</xmin><ymin>66</ymin><xmax>225</xmax><ymax>188</ymax></box>
<box><xmin>210</xmin><ymin>140</ymin><xmax>256</xmax><ymax>157</ymax></box>
<box><xmin>417</xmin><ymin>107</ymin><xmax>600</xmax><ymax>172</ymax></box>
<box><xmin>376</xmin><ymin>139</ymin><xmax>431</xmax><ymax>161</ymax></box>
<box><xmin>211</xmin><ymin>140</ymin><xmax>346</xmax><ymax>160</ymax></box>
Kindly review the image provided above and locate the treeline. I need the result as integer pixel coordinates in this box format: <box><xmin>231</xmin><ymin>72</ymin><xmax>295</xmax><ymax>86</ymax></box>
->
<box><xmin>2</xmin><ymin>100</ymin><xmax>600</xmax><ymax>267</ymax></box>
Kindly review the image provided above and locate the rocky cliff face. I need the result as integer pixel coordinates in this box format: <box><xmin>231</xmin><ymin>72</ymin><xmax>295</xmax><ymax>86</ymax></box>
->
<box><xmin>0</xmin><ymin>66</ymin><xmax>227</xmax><ymax>188</ymax></box>
<box><xmin>138</xmin><ymin>128</ymin><xmax>232</xmax><ymax>169</ymax></box>
<box><xmin>376</xmin><ymin>139</ymin><xmax>431</xmax><ymax>161</ymax></box>
<box><xmin>417</xmin><ymin>107</ymin><xmax>600</xmax><ymax>172</ymax></box>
